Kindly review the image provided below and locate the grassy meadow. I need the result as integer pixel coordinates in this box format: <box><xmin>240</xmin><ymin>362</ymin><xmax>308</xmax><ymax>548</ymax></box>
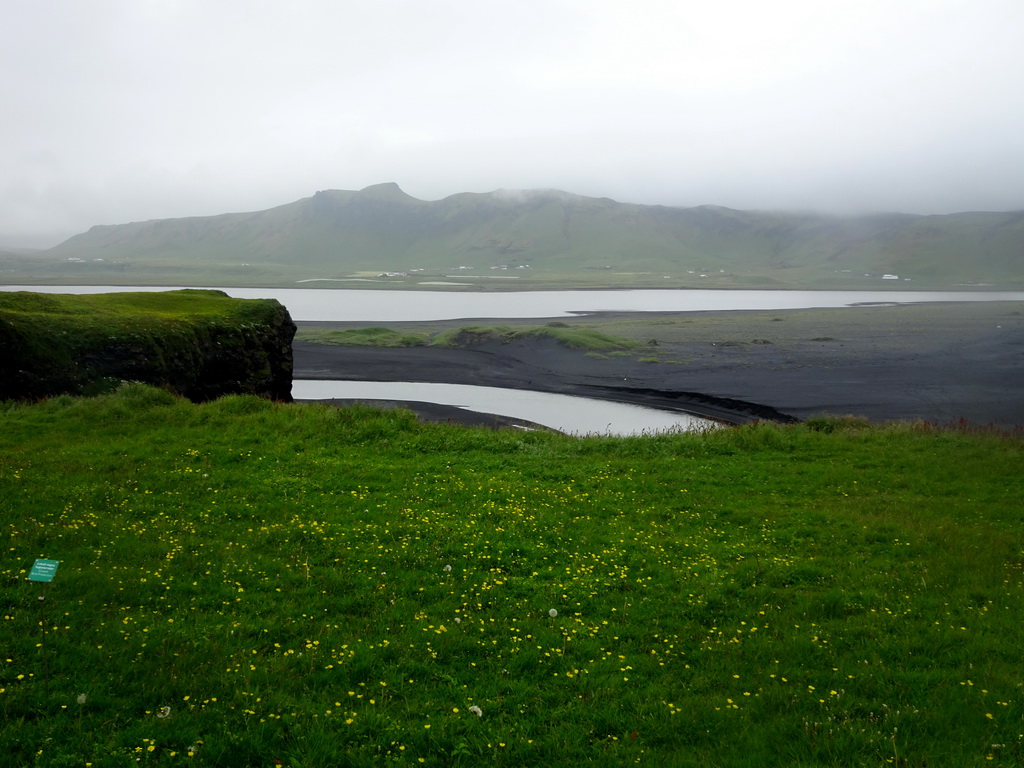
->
<box><xmin>2</xmin><ymin>385</ymin><xmax>1023</xmax><ymax>766</ymax></box>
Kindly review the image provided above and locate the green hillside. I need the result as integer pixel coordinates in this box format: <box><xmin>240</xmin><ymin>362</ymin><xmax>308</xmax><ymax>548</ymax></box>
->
<box><xmin>6</xmin><ymin>184</ymin><xmax>1024</xmax><ymax>289</ymax></box>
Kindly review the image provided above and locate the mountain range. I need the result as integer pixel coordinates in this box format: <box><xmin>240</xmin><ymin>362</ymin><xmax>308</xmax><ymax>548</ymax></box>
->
<box><xmin>12</xmin><ymin>183</ymin><xmax>1024</xmax><ymax>288</ymax></box>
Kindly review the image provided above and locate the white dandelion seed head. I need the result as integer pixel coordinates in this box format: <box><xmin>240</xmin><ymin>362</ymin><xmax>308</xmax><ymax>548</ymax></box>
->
<box><xmin>443</xmin><ymin>564</ymin><xmax>452</xmax><ymax>572</ymax></box>
<box><xmin>469</xmin><ymin>705</ymin><xmax>483</xmax><ymax>717</ymax></box>
<box><xmin>157</xmin><ymin>706</ymin><xmax>171</xmax><ymax>718</ymax></box>
<box><xmin>454</xmin><ymin>617</ymin><xmax>461</xmax><ymax>624</ymax></box>
<box><xmin>549</xmin><ymin>608</ymin><xmax>558</xmax><ymax>618</ymax></box>
<box><xmin>76</xmin><ymin>693</ymin><xmax>88</xmax><ymax>705</ymax></box>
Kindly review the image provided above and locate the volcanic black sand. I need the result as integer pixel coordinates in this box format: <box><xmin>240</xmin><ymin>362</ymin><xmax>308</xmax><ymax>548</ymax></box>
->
<box><xmin>292</xmin><ymin>301</ymin><xmax>1024</xmax><ymax>429</ymax></box>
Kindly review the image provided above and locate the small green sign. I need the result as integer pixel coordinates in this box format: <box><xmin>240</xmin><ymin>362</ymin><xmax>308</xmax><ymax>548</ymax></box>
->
<box><xmin>29</xmin><ymin>558</ymin><xmax>60</xmax><ymax>583</ymax></box>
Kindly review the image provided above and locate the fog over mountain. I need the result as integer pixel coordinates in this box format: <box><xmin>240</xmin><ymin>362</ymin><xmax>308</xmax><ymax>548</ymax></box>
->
<box><xmin>22</xmin><ymin>184</ymin><xmax>1019</xmax><ymax>289</ymax></box>
<box><xmin>2</xmin><ymin>1</ymin><xmax>1023</xmax><ymax>248</ymax></box>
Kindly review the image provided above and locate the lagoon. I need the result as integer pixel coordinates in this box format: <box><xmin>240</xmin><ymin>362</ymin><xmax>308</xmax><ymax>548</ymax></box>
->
<box><xmin>291</xmin><ymin>379</ymin><xmax>716</xmax><ymax>436</ymax></box>
<box><xmin>3</xmin><ymin>285</ymin><xmax>1024</xmax><ymax>321</ymax></box>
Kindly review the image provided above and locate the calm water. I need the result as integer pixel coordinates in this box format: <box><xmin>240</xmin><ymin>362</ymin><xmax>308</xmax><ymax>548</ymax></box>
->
<box><xmin>291</xmin><ymin>380</ymin><xmax>716</xmax><ymax>436</ymax></box>
<box><xmin>3</xmin><ymin>285</ymin><xmax>1023</xmax><ymax>321</ymax></box>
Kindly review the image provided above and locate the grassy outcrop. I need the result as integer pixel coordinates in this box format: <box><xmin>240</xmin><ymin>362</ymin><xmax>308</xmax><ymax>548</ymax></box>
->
<box><xmin>429</xmin><ymin>324</ymin><xmax>641</xmax><ymax>352</ymax></box>
<box><xmin>0</xmin><ymin>289</ymin><xmax>295</xmax><ymax>401</ymax></box>
<box><xmin>295</xmin><ymin>324</ymin><xmax>641</xmax><ymax>353</ymax></box>
<box><xmin>295</xmin><ymin>326</ymin><xmax>431</xmax><ymax>347</ymax></box>
<box><xmin>2</xmin><ymin>388</ymin><xmax>1022</xmax><ymax>766</ymax></box>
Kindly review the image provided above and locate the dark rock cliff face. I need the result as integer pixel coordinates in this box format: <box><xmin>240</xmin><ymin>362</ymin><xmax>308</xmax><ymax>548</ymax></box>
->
<box><xmin>0</xmin><ymin>290</ymin><xmax>296</xmax><ymax>402</ymax></box>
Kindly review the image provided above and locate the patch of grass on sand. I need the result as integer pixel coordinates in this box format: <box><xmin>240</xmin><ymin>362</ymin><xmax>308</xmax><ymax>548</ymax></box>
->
<box><xmin>296</xmin><ymin>303</ymin><xmax>1024</xmax><ymax>362</ymax></box>
<box><xmin>429</xmin><ymin>324</ymin><xmax>641</xmax><ymax>353</ymax></box>
<box><xmin>295</xmin><ymin>326</ymin><xmax>429</xmax><ymax>347</ymax></box>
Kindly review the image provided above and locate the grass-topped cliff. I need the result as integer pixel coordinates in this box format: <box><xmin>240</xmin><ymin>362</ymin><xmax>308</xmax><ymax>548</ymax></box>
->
<box><xmin>0</xmin><ymin>290</ymin><xmax>295</xmax><ymax>401</ymax></box>
<box><xmin>2</xmin><ymin>386</ymin><xmax>1022</xmax><ymax>766</ymax></box>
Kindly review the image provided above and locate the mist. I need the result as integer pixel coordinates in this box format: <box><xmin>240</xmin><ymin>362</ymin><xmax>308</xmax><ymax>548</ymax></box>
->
<box><xmin>3</xmin><ymin>0</ymin><xmax>1023</xmax><ymax>248</ymax></box>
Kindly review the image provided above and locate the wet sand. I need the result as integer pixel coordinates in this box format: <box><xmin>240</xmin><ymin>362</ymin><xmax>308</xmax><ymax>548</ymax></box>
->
<box><xmin>292</xmin><ymin>302</ymin><xmax>1024</xmax><ymax>428</ymax></box>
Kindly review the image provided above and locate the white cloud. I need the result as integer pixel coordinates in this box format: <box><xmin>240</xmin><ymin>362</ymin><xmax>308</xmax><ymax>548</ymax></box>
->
<box><xmin>2</xmin><ymin>0</ymin><xmax>1023</xmax><ymax>245</ymax></box>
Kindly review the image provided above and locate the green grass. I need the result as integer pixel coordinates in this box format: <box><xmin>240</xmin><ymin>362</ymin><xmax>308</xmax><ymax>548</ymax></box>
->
<box><xmin>428</xmin><ymin>324</ymin><xmax>641</xmax><ymax>353</ymax></box>
<box><xmin>0</xmin><ymin>288</ymin><xmax>269</xmax><ymax>319</ymax></box>
<box><xmin>293</xmin><ymin>324</ymin><xmax>641</xmax><ymax>353</ymax></box>
<box><xmin>295</xmin><ymin>327</ymin><xmax>430</xmax><ymax>347</ymax></box>
<box><xmin>2</xmin><ymin>385</ymin><xmax>1023</xmax><ymax>766</ymax></box>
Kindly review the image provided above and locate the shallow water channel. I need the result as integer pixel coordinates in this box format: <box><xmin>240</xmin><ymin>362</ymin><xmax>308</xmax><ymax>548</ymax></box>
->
<box><xmin>291</xmin><ymin>380</ymin><xmax>716</xmax><ymax>436</ymax></box>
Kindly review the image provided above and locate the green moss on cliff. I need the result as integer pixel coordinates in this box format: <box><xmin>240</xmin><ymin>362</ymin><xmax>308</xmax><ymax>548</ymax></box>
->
<box><xmin>0</xmin><ymin>289</ymin><xmax>295</xmax><ymax>401</ymax></box>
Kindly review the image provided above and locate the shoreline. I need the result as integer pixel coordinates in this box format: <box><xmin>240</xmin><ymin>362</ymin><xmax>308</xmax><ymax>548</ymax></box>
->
<box><xmin>292</xmin><ymin>302</ymin><xmax>1024</xmax><ymax>428</ymax></box>
<box><xmin>291</xmin><ymin>340</ymin><xmax>797</xmax><ymax>428</ymax></box>
<box><xmin>292</xmin><ymin>302</ymin><xmax>1024</xmax><ymax>429</ymax></box>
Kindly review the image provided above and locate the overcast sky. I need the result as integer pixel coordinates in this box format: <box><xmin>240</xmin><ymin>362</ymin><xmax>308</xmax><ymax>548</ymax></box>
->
<box><xmin>3</xmin><ymin>0</ymin><xmax>1024</xmax><ymax>246</ymax></box>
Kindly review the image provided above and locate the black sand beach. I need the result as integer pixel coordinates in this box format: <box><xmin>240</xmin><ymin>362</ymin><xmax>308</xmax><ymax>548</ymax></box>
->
<box><xmin>293</xmin><ymin>302</ymin><xmax>1024</xmax><ymax>429</ymax></box>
